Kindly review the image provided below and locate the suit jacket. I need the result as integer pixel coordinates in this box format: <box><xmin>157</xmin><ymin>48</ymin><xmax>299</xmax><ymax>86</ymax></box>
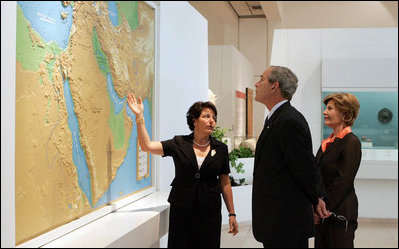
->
<box><xmin>252</xmin><ymin>101</ymin><xmax>319</xmax><ymax>243</ymax></box>
<box><xmin>315</xmin><ymin>132</ymin><xmax>361</xmax><ymax>226</ymax></box>
<box><xmin>161</xmin><ymin>133</ymin><xmax>230</xmax><ymax>210</ymax></box>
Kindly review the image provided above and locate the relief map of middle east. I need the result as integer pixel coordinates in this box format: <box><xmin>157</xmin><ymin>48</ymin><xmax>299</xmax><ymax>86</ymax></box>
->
<box><xmin>15</xmin><ymin>1</ymin><xmax>155</xmax><ymax>244</ymax></box>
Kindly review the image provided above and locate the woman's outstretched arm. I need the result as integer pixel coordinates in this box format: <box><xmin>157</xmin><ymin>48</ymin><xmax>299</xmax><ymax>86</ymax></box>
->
<box><xmin>127</xmin><ymin>92</ymin><xmax>163</xmax><ymax>155</ymax></box>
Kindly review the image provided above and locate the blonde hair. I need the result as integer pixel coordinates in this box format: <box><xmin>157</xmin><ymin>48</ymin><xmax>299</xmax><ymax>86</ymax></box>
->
<box><xmin>323</xmin><ymin>93</ymin><xmax>360</xmax><ymax>126</ymax></box>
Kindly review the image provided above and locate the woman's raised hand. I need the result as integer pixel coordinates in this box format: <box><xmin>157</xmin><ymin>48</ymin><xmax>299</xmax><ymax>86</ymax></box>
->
<box><xmin>127</xmin><ymin>92</ymin><xmax>144</xmax><ymax>116</ymax></box>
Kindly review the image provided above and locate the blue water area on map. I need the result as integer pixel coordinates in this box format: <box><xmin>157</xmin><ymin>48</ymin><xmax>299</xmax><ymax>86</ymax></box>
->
<box><xmin>61</xmin><ymin>69</ymin><xmax>93</xmax><ymax>207</ymax></box>
<box><xmin>62</xmin><ymin>70</ymin><xmax>152</xmax><ymax>208</ymax></box>
<box><xmin>18</xmin><ymin>1</ymin><xmax>73</xmax><ymax>50</ymax></box>
<box><xmin>106</xmin><ymin>73</ymin><xmax>125</xmax><ymax>114</ymax></box>
<box><xmin>108</xmin><ymin>1</ymin><xmax>119</xmax><ymax>26</ymax></box>
<box><xmin>95</xmin><ymin>98</ymin><xmax>152</xmax><ymax>208</ymax></box>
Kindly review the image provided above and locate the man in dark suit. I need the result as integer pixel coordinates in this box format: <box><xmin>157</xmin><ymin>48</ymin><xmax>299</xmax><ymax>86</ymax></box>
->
<box><xmin>252</xmin><ymin>66</ymin><xmax>328</xmax><ymax>248</ymax></box>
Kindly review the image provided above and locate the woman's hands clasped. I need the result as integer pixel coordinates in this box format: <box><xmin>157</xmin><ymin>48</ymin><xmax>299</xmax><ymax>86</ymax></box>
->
<box><xmin>127</xmin><ymin>92</ymin><xmax>144</xmax><ymax>116</ymax></box>
<box><xmin>313</xmin><ymin>197</ymin><xmax>331</xmax><ymax>224</ymax></box>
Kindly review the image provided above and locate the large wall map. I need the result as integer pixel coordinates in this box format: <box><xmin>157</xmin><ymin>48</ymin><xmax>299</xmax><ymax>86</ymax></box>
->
<box><xmin>15</xmin><ymin>1</ymin><xmax>154</xmax><ymax>244</ymax></box>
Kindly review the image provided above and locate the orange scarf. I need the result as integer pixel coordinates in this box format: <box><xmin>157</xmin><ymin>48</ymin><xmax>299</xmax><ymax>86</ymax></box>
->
<box><xmin>322</xmin><ymin>126</ymin><xmax>352</xmax><ymax>152</ymax></box>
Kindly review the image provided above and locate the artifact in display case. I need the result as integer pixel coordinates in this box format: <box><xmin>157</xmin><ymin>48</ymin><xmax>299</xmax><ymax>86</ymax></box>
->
<box><xmin>361</xmin><ymin>136</ymin><xmax>373</xmax><ymax>148</ymax></box>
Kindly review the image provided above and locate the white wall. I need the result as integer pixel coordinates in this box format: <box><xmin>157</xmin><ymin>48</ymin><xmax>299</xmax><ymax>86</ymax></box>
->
<box><xmin>263</xmin><ymin>1</ymin><xmax>398</xmax><ymax>76</ymax></box>
<box><xmin>356</xmin><ymin>179</ymin><xmax>398</xmax><ymax>218</ymax></box>
<box><xmin>238</xmin><ymin>18</ymin><xmax>268</xmax><ymax>139</ymax></box>
<box><xmin>157</xmin><ymin>1</ymin><xmax>209</xmax><ymax>191</ymax></box>
<box><xmin>208</xmin><ymin>45</ymin><xmax>254</xmax><ymax>141</ymax></box>
<box><xmin>189</xmin><ymin>1</ymin><xmax>239</xmax><ymax>48</ymax></box>
<box><xmin>279</xmin><ymin>1</ymin><xmax>398</xmax><ymax>29</ymax></box>
<box><xmin>322</xmin><ymin>28</ymin><xmax>398</xmax><ymax>89</ymax></box>
<box><xmin>238</xmin><ymin>18</ymin><xmax>268</xmax><ymax>76</ymax></box>
<box><xmin>270</xmin><ymin>29</ymin><xmax>322</xmax><ymax>153</ymax></box>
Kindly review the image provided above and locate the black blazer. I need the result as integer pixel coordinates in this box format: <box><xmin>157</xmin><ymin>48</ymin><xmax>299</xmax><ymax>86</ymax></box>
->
<box><xmin>252</xmin><ymin>101</ymin><xmax>319</xmax><ymax>243</ymax></box>
<box><xmin>161</xmin><ymin>133</ymin><xmax>230</xmax><ymax>210</ymax></box>
<box><xmin>315</xmin><ymin>132</ymin><xmax>361</xmax><ymax>226</ymax></box>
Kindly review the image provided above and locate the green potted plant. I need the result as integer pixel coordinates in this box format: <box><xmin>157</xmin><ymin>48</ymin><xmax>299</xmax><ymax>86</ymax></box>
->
<box><xmin>228</xmin><ymin>147</ymin><xmax>254</xmax><ymax>186</ymax></box>
<box><xmin>212</xmin><ymin>126</ymin><xmax>252</xmax><ymax>186</ymax></box>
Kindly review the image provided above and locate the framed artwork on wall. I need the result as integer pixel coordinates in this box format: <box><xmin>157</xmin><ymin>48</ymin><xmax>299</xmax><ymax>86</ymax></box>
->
<box><xmin>246</xmin><ymin>88</ymin><xmax>254</xmax><ymax>139</ymax></box>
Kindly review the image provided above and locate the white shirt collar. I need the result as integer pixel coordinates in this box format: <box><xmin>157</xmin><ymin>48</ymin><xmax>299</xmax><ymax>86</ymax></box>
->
<box><xmin>267</xmin><ymin>100</ymin><xmax>288</xmax><ymax>120</ymax></box>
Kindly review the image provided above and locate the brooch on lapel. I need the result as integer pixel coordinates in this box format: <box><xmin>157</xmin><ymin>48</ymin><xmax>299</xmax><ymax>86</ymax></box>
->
<box><xmin>211</xmin><ymin>149</ymin><xmax>216</xmax><ymax>157</ymax></box>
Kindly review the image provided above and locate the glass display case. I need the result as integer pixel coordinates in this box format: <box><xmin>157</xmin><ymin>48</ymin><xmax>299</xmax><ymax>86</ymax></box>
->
<box><xmin>322</xmin><ymin>91</ymin><xmax>398</xmax><ymax>162</ymax></box>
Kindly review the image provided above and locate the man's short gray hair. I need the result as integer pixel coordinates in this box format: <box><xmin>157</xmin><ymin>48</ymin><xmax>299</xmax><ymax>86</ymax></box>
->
<box><xmin>268</xmin><ymin>66</ymin><xmax>298</xmax><ymax>101</ymax></box>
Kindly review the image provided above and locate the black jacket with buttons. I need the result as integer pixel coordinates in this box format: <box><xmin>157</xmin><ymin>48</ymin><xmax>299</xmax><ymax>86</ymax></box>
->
<box><xmin>161</xmin><ymin>133</ymin><xmax>230</xmax><ymax>210</ymax></box>
<box><xmin>315</xmin><ymin>132</ymin><xmax>361</xmax><ymax>226</ymax></box>
<box><xmin>252</xmin><ymin>101</ymin><xmax>319</xmax><ymax>243</ymax></box>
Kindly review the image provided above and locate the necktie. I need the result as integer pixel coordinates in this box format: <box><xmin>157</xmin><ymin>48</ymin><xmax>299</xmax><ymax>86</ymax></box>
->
<box><xmin>263</xmin><ymin>116</ymin><xmax>270</xmax><ymax>130</ymax></box>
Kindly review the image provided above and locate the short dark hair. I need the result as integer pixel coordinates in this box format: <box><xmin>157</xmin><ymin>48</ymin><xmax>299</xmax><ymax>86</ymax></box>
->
<box><xmin>186</xmin><ymin>101</ymin><xmax>217</xmax><ymax>131</ymax></box>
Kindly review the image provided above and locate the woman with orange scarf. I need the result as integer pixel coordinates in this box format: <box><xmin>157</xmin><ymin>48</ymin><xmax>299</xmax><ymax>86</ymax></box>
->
<box><xmin>315</xmin><ymin>93</ymin><xmax>361</xmax><ymax>248</ymax></box>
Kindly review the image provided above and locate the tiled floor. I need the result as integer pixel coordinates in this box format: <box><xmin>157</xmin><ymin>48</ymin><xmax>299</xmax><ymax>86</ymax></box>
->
<box><xmin>221</xmin><ymin>219</ymin><xmax>398</xmax><ymax>248</ymax></box>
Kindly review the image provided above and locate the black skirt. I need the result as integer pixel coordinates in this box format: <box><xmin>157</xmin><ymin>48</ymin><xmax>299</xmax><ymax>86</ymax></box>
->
<box><xmin>168</xmin><ymin>205</ymin><xmax>222</xmax><ymax>248</ymax></box>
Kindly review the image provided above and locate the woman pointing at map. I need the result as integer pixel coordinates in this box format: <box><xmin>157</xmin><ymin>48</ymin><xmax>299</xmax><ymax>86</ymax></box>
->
<box><xmin>126</xmin><ymin>92</ymin><xmax>238</xmax><ymax>248</ymax></box>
